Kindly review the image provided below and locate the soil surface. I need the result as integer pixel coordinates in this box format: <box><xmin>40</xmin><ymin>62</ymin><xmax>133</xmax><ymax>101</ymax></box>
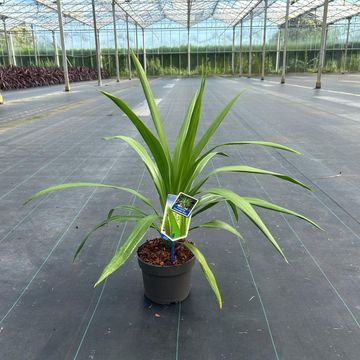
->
<box><xmin>137</xmin><ymin>238</ymin><xmax>194</xmax><ymax>266</ymax></box>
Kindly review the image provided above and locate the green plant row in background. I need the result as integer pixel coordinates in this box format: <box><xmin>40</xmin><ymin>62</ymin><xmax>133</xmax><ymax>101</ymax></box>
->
<box><xmin>1</xmin><ymin>49</ymin><xmax>359</xmax><ymax>76</ymax></box>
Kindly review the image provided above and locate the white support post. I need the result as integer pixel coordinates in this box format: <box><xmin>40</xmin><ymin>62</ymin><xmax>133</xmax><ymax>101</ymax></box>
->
<box><xmin>342</xmin><ymin>17</ymin><xmax>351</xmax><ymax>74</ymax></box>
<box><xmin>187</xmin><ymin>0</ymin><xmax>191</xmax><ymax>76</ymax></box>
<box><xmin>52</xmin><ymin>30</ymin><xmax>60</xmax><ymax>67</ymax></box>
<box><xmin>142</xmin><ymin>27</ymin><xmax>146</xmax><ymax>74</ymax></box>
<box><xmin>8</xmin><ymin>32</ymin><xmax>16</xmax><ymax>66</ymax></box>
<box><xmin>91</xmin><ymin>0</ymin><xmax>102</xmax><ymax>86</ymax></box>
<box><xmin>31</xmin><ymin>24</ymin><xmax>39</xmax><ymax>66</ymax></box>
<box><xmin>126</xmin><ymin>14</ymin><xmax>131</xmax><ymax>80</ymax></box>
<box><xmin>275</xmin><ymin>29</ymin><xmax>281</xmax><ymax>72</ymax></box>
<box><xmin>281</xmin><ymin>0</ymin><xmax>290</xmax><ymax>84</ymax></box>
<box><xmin>315</xmin><ymin>0</ymin><xmax>329</xmax><ymax>89</ymax></box>
<box><xmin>0</xmin><ymin>21</ymin><xmax>3</xmax><ymax>102</ymax></box>
<box><xmin>261</xmin><ymin>0</ymin><xmax>268</xmax><ymax>80</ymax></box>
<box><xmin>2</xmin><ymin>19</ymin><xmax>11</xmax><ymax>65</ymax></box>
<box><xmin>239</xmin><ymin>20</ymin><xmax>243</xmax><ymax>76</ymax></box>
<box><xmin>112</xmin><ymin>0</ymin><xmax>120</xmax><ymax>82</ymax></box>
<box><xmin>135</xmin><ymin>23</ymin><xmax>139</xmax><ymax>57</ymax></box>
<box><xmin>231</xmin><ymin>25</ymin><xmax>235</xmax><ymax>75</ymax></box>
<box><xmin>187</xmin><ymin>27</ymin><xmax>191</xmax><ymax>76</ymax></box>
<box><xmin>56</xmin><ymin>0</ymin><xmax>70</xmax><ymax>91</ymax></box>
<box><xmin>248</xmin><ymin>11</ymin><xmax>253</xmax><ymax>77</ymax></box>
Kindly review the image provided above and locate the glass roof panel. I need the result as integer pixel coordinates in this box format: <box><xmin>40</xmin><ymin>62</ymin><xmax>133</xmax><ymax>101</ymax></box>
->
<box><xmin>0</xmin><ymin>0</ymin><xmax>358</xmax><ymax>32</ymax></box>
<box><xmin>0</xmin><ymin>0</ymin><xmax>60</xmax><ymax>30</ymax></box>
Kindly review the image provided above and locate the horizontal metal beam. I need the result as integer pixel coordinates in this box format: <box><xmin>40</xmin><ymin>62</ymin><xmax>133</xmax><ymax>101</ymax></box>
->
<box><xmin>234</xmin><ymin>0</ymin><xmax>263</xmax><ymax>26</ymax></box>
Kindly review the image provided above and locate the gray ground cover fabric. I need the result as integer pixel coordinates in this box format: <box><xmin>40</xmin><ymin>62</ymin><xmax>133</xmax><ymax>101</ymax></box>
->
<box><xmin>0</xmin><ymin>74</ymin><xmax>359</xmax><ymax>359</ymax></box>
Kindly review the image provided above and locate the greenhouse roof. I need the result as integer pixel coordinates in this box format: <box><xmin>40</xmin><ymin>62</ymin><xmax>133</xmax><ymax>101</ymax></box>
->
<box><xmin>0</xmin><ymin>0</ymin><xmax>359</xmax><ymax>31</ymax></box>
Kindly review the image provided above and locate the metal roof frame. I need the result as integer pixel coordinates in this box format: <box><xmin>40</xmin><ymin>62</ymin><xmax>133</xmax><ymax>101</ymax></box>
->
<box><xmin>0</xmin><ymin>0</ymin><xmax>359</xmax><ymax>33</ymax></box>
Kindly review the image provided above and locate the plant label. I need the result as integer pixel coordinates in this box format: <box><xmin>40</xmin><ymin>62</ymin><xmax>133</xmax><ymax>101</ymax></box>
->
<box><xmin>171</xmin><ymin>192</ymin><xmax>198</xmax><ymax>218</ymax></box>
<box><xmin>160</xmin><ymin>193</ymin><xmax>197</xmax><ymax>241</ymax></box>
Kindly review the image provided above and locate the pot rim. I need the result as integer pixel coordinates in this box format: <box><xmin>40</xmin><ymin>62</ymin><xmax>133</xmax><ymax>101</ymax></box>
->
<box><xmin>137</xmin><ymin>253</ymin><xmax>195</xmax><ymax>269</ymax></box>
<box><xmin>137</xmin><ymin>239</ymin><xmax>195</xmax><ymax>269</ymax></box>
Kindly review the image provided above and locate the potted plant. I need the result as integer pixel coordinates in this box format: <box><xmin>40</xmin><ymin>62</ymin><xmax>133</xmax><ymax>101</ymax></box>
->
<box><xmin>25</xmin><ymin>51</ymin><xmax>321</xmax><ymax>309</ymax></box>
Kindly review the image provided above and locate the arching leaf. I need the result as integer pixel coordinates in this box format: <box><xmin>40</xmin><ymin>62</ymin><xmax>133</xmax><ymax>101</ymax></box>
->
<box><xmin>184</xmin><ymin>241</ymin><xmax>222</xmax><ymax>309</ymax></box>
<box><xmin>95</xmin><ymin>214</ymin><xmax>158</xmax><ymax>286</ymax></box>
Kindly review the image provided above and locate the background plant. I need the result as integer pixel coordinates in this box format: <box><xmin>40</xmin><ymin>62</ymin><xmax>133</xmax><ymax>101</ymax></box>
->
<box><xmin>26</xmin><ymin>50</ymin><xmax>322</xmax><ymax>309</ymax></box>
<box><xmin>0</xmin><ymin>65</ymin><xmax>109</xmax><ymax>90</ymax></box>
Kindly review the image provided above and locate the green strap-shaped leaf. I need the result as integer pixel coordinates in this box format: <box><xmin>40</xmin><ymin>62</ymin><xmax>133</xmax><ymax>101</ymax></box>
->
<box><xmin>107</xmin><ymin>204</ymin><xmax>149</xmax><ymax>220</ymax></box>
<box><xmin>192</xmin><ymin>90</ymin><xmax>246</xmax><ymax>160</ymax></box>
<box><xmin>244</xmin><ymin>197</ymin><xmax>324</xmax><ymax>230</ymax></box>
<box><xmin>183</xmin><ymin>241</ymin><xmax>222</xmax><ymax>309</ymax></box>
<box><xmin>179</xmin><ymin>216</ymin><xmax>189</xmax><ymax>236</ymax></box>
<box><xmin>74</xmin><ymin>215</ymin><xmax>144</xmax><ymax>260</ymax></box>
<box><xmin>204</xmin><ymin>188</ymin><xmax>288</xmax><ymax>262</ymax></box>
<box><xmin>199</xmin><ymin>141</ymin><xmax>302</xmax><ymax>160</ymax></box>
<box><xmin>23</xmin><ymin>182</ymin><xmax>158</xmax><ymax>214</ymax></box>
<box><xmin>227</xmin><ymin>200</ymin><xmax>239</xmax><ymax>222</ymax></box>
<box><xmin>107</xmin><ymin>135</ymin><xmax>167</xmax><ymax>208</ymax></box>
<box><xmin>192</xmin><ymin>165</ymin><xmax>311</xmax><ymax>194</ymax></box>
<box><xmin>130</xmin><ymin>51</ymin><xmax>170</xmax><ymax>158</ymax></box>
<box><xmin>182</xmin><ymin>151</ymin><xmax>228</xmax><ymax>193</ymax></box>
<box><xmin>191</xmin><ymin>220</ymin><xmax>244</xmax><ymax>241</ymax></box>
<box><xmin>172</xmin><ymin>89</ymin><xmax>199</xmax><ymax>171</ymax></box>
<box><xmin>191</xmin><ymin>195</ymin><xmax>238</xmax><ymax>221</ymax></box>
<box><xmin>100</xmin><ymin>91</ymin><xmax>171</xmax><ymax>189</ymax></box>
<box><xmin>94</xmin><ymin>214</ymin><xmax>158</xmax><ymax>286</ymax></box>
<box><xmin>166</xmin><ymin>208</ymin><xmax>181</xmax><ymax>238</ymax></box>
<box><xmin>175</xmin><ymin>78</ymin><xmax>206</xmax><ymax>193</ymax></box>
<box><xmin>192</xmin><ymin>201</ymin><xmax>218</xmax><ymax>217</ymax></box>
<box><xmin>192</xmin><ymin>194</ymin><xmax>221</xmax><ymax>217</ymax></box>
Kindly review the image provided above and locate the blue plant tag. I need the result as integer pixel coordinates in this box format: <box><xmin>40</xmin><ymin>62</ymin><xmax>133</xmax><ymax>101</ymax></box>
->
<box><xmin>160</xmin><ymin>194</ymin><xmax>193</xmax><ymax>241</ymax></box>
<box><xmin>161</xmin><ymin>233</ymin><xmax>171</xmax><ymax>241</ymax></box>
<box><xmin>171</xmin><ymin>192</ymin><xmax>198</xmax><ymax>218</ymax></box>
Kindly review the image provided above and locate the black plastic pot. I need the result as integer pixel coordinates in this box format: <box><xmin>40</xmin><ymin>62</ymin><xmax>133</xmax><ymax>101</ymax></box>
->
<box><xmin>138</xmin><ymin>254</ymin><xmax>195</xmax><ymax>305</ymax></box>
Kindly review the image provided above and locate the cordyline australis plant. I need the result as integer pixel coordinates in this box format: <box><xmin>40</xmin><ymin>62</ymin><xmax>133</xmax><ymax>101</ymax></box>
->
<box><xmin>25</xmin><ymin>51</ymin><xmax>322</xmax><ymax>309</ymax></box>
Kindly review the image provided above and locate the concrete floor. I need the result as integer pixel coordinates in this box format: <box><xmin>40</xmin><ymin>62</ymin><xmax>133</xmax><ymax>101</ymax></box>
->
<box><xmin>0</xmin><ymin>73</ymin><xmax>359</xmax><ymax>359</ymax></box>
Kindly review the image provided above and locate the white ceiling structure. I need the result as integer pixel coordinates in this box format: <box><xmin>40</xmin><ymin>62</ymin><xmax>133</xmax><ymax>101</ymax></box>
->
<box><xmin>0</xmin><ymin>0</ymin><xmax>359</xmax><ymax>31</ymax></box>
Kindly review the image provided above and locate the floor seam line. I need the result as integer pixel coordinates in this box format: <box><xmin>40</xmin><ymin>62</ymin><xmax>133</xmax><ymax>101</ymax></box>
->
<box><xmin>175</xmin><ymin>302</ymin><xmax>182</xmax><ymax>360</ymax></box>
<box><xmin>72</xmin><ymin>168</ymin><xmax>146</xmax><ymax>359</ymax></box>
<box><xmin>211</xmin><ymin>159</ymin><xmax>280</xmax><ymax>360</ymax></box>
<box><xmin>231</xmin><ymin>135</ymin><xmax>360</xmax><ymax>330</ymax></box>
<box><xmin>0</xmin><ymin>156</ymin><xmax>120</xmax><ymax>325</ymax></box>
<box><xmin>0</xmin><ymin>143</ymin><xmax>104</xmax><ymax>246</ymax></box>
<box><xmin>218</xmin><ymin>80</ymin><xmax>360</xmax><ymax>237</ymax></box>
<box><xmin>0</xmin><ymin>115</ymin><xmax>104</xmax><ymax>201</ymax></box>
<box><xmin>239</xmin><ymin>155</ymin><xmax>360</xmax><ymax>329</ymax></box>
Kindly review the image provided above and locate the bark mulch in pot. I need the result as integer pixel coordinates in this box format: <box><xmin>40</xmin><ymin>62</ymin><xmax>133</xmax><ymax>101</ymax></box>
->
<box><xmin>138</xmin><ymin>238</ymin><xmax>193</xmax><ymax>266</ymax></box>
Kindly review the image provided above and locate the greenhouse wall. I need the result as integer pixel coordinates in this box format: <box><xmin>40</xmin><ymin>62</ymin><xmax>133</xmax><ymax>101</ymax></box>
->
<box><xmin>0</xmin><ymin>16</ymin><xmax>359</xmax><ymax>76</ymax></box>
